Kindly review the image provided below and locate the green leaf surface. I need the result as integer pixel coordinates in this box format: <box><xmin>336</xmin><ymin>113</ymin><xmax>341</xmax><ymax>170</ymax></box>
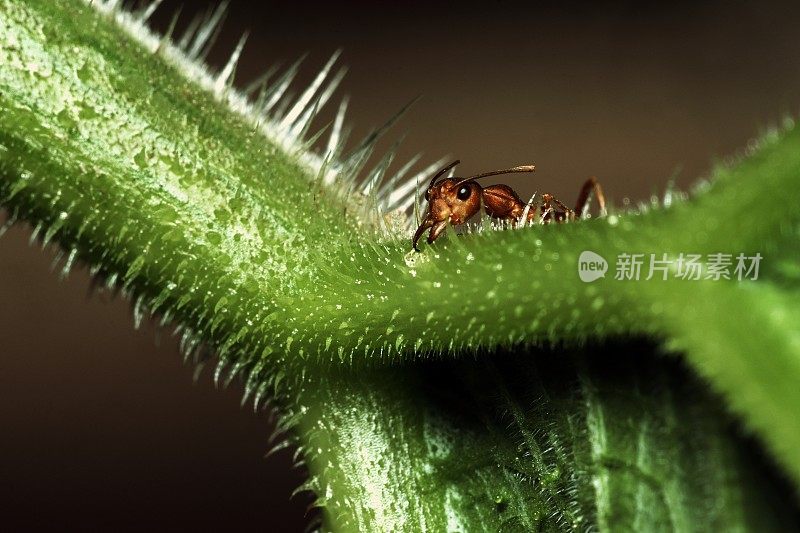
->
<box><xmin>1</xmin><ymin>0</ymin><xmax>799</xmax><ymax>530</ymax></box>
<box><xmin>293</xmin><ymin>347</ymin><xmax>797</xmax><ymax>531</ymax></box>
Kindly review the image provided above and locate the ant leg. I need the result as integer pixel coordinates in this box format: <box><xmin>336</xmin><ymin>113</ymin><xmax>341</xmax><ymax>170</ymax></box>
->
<box><xmin>413</xmin><ymin>218</ymin><xmax>434</xmax><ymax>251</ymax></box>
<box><xmin>426</xmin><ymin>220</ymin><xmax>448</xmax><ymax>245</ymax></box>
<box><xmin>542</xmin><ymin>193</ymin><xmax>575</xmax><ymax>222</ymax></box>
<box><xmin>574</xmin><ymin>176</ymin><xmax>606</xmax><ymax>218</ymax></box>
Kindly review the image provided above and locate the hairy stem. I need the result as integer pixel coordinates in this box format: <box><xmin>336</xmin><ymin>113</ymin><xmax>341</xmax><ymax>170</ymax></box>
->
<box><xmin>1</xmin><ymin>1</ymin><xmax>799</xmax><ymax>530</ymax></box>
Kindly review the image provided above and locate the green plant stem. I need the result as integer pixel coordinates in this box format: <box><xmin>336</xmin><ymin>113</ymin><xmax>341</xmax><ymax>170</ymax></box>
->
<box><xmin>294</xmin><ymin>347</ymin><xmax>796</xmax><ymax>531</ymax></box>
<box><xmin>1</xmin><ymin>1</ymin><xmax>799</xmax><ymax>530</ymax></box>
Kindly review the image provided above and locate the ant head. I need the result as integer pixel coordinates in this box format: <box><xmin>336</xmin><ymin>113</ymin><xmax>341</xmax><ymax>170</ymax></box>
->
<box><xmin>422</xmin><ymin>160</ymin><xmax>536</xmax><ymax>209</ymax></box>
<box><xmin>413</xmin><ymin>161</ymin><xmax>536</xmax><ymax>251</ymax></box>
<box><xmin>424</xmin><ymin>160</ymin><xmax>460</xmax><ymax>202</ymax></box>
<box><xmin>421</xmin><ymin>161</ymin><xmax>481</xmax><ymax>226</ymax></box>
<box><xmin>429</xmin><ymin>177</ymin><xmax>481</xmax><ymax>221</ymax></box>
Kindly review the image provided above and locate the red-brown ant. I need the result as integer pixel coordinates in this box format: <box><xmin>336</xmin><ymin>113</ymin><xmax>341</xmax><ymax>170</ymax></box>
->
<box><xmin>412</xmin><ymin>160</ymin><xmax>606</xmax><ymax>251</ymax></box>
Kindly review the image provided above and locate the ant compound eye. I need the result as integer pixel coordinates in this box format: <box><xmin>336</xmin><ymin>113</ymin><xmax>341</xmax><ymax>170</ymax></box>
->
<box><xmin>457</xmin><ymin>185</ymin><xmax>471</xmax><ymax>201</ymax></box>
<box><xmin>424</xmin><ymin>189</ymin><xmax>430</xmax><ymax>201</ymax></box>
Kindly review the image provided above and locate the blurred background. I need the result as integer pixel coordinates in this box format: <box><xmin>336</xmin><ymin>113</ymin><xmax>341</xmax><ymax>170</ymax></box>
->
<box><xmin>2</xmin><ymin>0</ymin><xmax>800</xmax><ymax>530</ymax></box>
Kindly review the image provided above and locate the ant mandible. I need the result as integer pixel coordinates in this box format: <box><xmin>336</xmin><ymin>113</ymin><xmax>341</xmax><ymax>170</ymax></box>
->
<box><xmin>412</xmin><ymin>160</ymin><xmax>606</xmax><ymax>251</ymax></box>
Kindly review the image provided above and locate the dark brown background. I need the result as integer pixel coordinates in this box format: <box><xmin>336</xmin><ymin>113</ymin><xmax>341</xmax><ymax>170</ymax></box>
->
<box><xmin>1</xmin><ymin>1</ymin><xmax>799</xmax><ymax>530</ymax></box>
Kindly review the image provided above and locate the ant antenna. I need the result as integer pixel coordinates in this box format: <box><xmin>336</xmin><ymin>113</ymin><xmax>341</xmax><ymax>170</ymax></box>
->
<box><xmin>428</xmin><ymin>160</ymin><xmax>461</xmax><ymax>189</ymax></box>
<box><xmin>453</xmin><ymin>165</ymin><xmax>536</xmax><ymax>188</ymax></box>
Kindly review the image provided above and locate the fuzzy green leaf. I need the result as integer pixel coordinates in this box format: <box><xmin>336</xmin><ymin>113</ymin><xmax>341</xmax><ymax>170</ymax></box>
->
<box><xmin>1</xmin><ymin>0</ymin><xmax>799</xmax><ymax>530</ymax></box>
<box><xmin>292</xmin><ymin>348</ymin><xmax>797</xmax><ymax>531</ymax></box>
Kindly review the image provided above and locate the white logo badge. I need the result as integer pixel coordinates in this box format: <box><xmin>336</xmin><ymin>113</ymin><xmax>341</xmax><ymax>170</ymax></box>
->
<box><xmin>578</xmin><ymin>250</ymin><xmax>608</xmax><ymax>282</ymax></box>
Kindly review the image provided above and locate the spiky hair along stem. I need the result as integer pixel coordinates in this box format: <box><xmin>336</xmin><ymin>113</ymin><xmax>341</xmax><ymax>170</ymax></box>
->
<box><xmin>91</xmin><ymin>0</ymin><xmax>440</xmax><ymax>233</ymax></box>
<box><xmin>2</xmin><ymin>1</ymin><xmax>800</xmax><ymax>532</ymax></box>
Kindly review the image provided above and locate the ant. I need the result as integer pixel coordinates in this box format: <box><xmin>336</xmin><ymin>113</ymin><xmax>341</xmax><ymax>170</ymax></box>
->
<box><xmin>412</xmin><ymin>160</ymin><xmax>606</xmax><ymax>251</ymax></box>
